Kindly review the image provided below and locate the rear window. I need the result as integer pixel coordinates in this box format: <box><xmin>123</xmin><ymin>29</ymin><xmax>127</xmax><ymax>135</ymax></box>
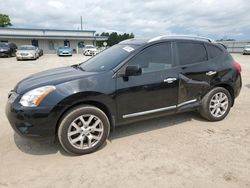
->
<box><xmin>177</xmin><ymin>42</ymin><xmax>207</xmax><ymax>65</ymax></box>
<box><xmin>207</xmin><ymin>44</ymin><xmax>223</xmax><ymax>59</ymax></box>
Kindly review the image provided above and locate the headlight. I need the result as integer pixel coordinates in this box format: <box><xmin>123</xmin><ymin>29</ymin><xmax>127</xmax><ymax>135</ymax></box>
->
<box><xmin>20</xmin><ymin>86</ymin><xmax>56</xmax><ymax>107</ymax></box>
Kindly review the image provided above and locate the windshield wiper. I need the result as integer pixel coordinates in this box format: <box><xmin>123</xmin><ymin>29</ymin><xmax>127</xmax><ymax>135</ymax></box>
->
<box><xmin>71</xmin><ymin>64</ymin><xmax>85</xmax><ymax>71</ymax></box>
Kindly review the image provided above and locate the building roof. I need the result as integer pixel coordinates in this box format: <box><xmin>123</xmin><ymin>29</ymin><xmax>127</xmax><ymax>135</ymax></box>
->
<box><xmin>0</xmin><ymin>27</ymin><xmax>108</xmax><ymax>41</ymax></box>
<box><xmin>1</xmin><ymin>27</ymin><xmax>96</xmax><ymax>33</ymax></box>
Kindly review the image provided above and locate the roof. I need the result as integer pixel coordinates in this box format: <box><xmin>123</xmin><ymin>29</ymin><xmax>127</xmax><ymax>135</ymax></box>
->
<box><xmin>147</xmin><ymin>35</ymin><xmax>215</xmax><ymax>43</ymax></box>
<box><xmin>119</xmin><ymin>35</ymin><xmax>215</xmax><ymax>45</ymax></box>
<box><xmin>0</xmin><ymin>27</ymin><xmax>108</xmax><ymax>41</ymax></box>
<box><xmin>0</xmin><ymin>27</ymin><xmax>96</xmax><ymax>33</ymax></box>
<box><xmin>0</xmin><ymin>34</ymin><xmax>108</xmax><ymax>40</ymax></box>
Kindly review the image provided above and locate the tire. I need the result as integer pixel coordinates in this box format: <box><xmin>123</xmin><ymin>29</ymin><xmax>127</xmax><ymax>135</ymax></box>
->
<box><xmin>199</xmin><ymin>87</ymin><xmax>232</xmax><ymax>121</ymax></box>
<box><xmin>58</xmin><ymin>105</ymin><xmax>110</xmax><ymax>155</ymax></box>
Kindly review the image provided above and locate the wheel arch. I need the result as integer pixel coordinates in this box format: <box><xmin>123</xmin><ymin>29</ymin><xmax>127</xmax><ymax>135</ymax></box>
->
<box><xmin>213</xmin><ymin>83</ymin><xmax>235</xmax><ymax>106</ymax></box>
<box><xmin>55</xmin><ymin>100</ymin><xmax>115</xmax><ymax>136</ymax></box>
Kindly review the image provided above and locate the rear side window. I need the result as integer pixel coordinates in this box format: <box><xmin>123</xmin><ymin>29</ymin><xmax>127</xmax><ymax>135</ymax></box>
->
<box><xmin>176</xmin><ymin>42</ymin><xmax>207</xmax><ymax>65</ymax></box>
<box><xmin>207</xmin><ymin>44</ymin><xmax>223</xmax><ymax>59</ymax></box>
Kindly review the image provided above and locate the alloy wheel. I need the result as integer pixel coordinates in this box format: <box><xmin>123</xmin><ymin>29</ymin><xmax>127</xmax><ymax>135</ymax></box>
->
<box><xmin>209</xmin><ymin>92</ymin><xmax>229</xmax><ymax>118</ymax></box>
<box><xmin>67</xmin><ymin>114</ymin><xmax>104</xmax><ymax>150</ymax></box>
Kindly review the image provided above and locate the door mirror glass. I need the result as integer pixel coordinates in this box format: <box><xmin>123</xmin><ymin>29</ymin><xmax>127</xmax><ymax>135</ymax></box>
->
<box><xmin>125</xmin><ymin>65</ymin><xmax>142</xmax><ymax>76</ymax></box>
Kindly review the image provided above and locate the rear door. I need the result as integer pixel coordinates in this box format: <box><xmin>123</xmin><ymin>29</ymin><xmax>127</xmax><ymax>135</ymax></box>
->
<box><xmin>175</xmin><ymin>41</ymin><xmax>215</xmax><ymax>104</ymax></box>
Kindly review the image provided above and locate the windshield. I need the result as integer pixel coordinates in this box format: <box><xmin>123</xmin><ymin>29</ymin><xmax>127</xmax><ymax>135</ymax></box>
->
<box><xmin>85</xmin><ymin>46</ymin><xmax>95</xmax><ymax>49</ymax></box>
<box><xmin>0</xmin><ymin>43</ymin><xmax>8</xmax><ymax>47</ymax></box>
<box><xmin>59</xmin><ymin>47</ymin><xmax>70</xmax><ymax>49</ymax></box>
<box><xmin>80</xmin><ymin>44</ymin><xmax>140</xmax><ymax>72</ymax></box>
<box><xmin>18</xmin><ymin>46</ymin><xmax>35</xmax><ymax>50</ymax></box>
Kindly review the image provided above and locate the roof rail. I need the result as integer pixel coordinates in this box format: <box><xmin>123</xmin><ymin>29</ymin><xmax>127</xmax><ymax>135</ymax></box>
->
<box><xmin>148</xmin><ymin>35</ymin><xmax>215</xmax><ymax>43</ymax></box>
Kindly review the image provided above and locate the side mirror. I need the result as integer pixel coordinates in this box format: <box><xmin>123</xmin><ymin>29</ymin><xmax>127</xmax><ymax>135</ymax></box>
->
<box><xmin>125</xmin><ymin>65</ymin><xmax>142</xmax><ymax>77</ymax></box>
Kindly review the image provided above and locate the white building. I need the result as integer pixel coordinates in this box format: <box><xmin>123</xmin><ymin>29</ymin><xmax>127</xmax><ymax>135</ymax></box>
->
<box><xmin>0</xmin><ymin>27</ymin><xmax>108</xmax><ymax>54</ymax></box>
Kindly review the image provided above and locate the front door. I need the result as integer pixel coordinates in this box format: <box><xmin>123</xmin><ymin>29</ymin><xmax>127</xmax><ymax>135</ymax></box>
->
<box><xmin>115</xmin><ymin>42</ymin><xmax>179</xmax><ymax>122</ymax></box>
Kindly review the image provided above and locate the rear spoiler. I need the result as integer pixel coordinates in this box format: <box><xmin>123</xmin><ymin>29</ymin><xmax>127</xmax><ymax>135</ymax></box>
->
<box><xmin>217</xmin><ymin>43</ymin><xmax>227</xmax><ymax>49</ymax></box>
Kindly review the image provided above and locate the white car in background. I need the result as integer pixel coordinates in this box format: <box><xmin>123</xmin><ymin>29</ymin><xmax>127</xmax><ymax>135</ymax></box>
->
<box><xmin>83</xmin><ymin>45</ymin><xmax>98</xmax><ymax>56</ymax></box>
<box><xmin>243</xmin><ymin>45</ymin><xmax>250</xmax><ymax>55</ymax></box>
<box><xmin>16</xmin><ymin>45</ymin><xmax>39</xmax><ymax>60</ymax></box>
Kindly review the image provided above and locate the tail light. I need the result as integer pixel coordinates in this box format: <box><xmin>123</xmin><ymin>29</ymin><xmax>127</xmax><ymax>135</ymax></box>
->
<box><xmin>233</xmin><ymin>61</ymin><xmax>241</xmax><ymax>73</ymax></box>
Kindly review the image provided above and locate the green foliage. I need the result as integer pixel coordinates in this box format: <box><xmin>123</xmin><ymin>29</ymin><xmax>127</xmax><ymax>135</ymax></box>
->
<box><xmin>96</xmin><ymin>32</ymin><xmax>135</xmax><ymax>47</ymax></box>
<box><xmin>0</xmin><ymin>14</ymin><xmax>12</xmax><ymax>27</ymax></box>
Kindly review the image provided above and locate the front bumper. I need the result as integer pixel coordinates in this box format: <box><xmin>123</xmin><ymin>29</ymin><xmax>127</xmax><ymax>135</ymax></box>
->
<box><xmin>5</xmin><ymin>92</ymin><xmax>57</xmax><ymax>138</ymax></box>
<box><xmin>84</xmin><ymin>50</ymin><xmax>97</xmax><ymax>56</ymax></box>
<box><xmin>58</xmin><ymin>52</ymin><xmax>72</xmax><ymax>56</ymax></box>
<box><xmin>0</xmin><ymin>51</ymin><xmax>10</xmax><ymax>57</ymax></box>
<box><xmin>16</xmin><ymin>54</ymin><xmax>36</xmax><ymax>60</ymax></box>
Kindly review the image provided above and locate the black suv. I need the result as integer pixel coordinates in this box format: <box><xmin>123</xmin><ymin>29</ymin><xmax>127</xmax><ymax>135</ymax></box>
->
<box><xmin>6</xmin><ymin>36</ymin><xmax>242</xmax><ymax>155</ymax></box>
<box><xmin>0</xmin><ymin>42</ymin><xmax>17</xmax><ymax>57</ymax></box>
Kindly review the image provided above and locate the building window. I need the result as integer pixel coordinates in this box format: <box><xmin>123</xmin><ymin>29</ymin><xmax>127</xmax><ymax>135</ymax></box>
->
<box><xmin>32</xmin><ymin>39</ymin><xmax>39</xmax><ymax>47</ymax></box>
<box><xmin>64</xmin><ymin>40</ymin><xmax>70</xmax><ymax>47</ymax></box>
<box><xmin>0</xmin><ymin>40</ymin><xmax>8</xmax><ymax>43</ymax></box>
<box><xmin>78</xmin><ymin>42</ymin><xmax>85</xmax><ymax>48</ymax></box>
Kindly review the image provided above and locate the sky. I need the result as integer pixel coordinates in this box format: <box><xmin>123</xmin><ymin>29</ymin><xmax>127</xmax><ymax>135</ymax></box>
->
<box><xmin>1</xmin><ymin>0</ymin><xmax>250</xmax><ymax>40</ymax></box>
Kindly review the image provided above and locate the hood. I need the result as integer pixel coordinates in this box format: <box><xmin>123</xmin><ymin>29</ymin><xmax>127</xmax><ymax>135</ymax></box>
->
<box><xmin>17</xmin><ymin>50</ymin><xmax>35</xmax><ymax>53</ymax></box>
<box><xmin>58</xmin><ymin>48</ymin><xmax>71</xmax><ymax>52</ymax></box>
<box><xmin>14</xmin><ymin>65</ymin><xmax>98</xmax><ymax>94</ymax></box>
<box><xmin>85</xmin><ymin>48</ymin><xmax>97</xmax><ymax>51</ymax></box>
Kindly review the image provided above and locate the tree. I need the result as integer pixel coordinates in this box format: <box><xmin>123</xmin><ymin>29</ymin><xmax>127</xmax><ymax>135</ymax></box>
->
<box><xmin>96</xmin><ymin>32</ymin><xmax>135</xmax><ymax>47</ymax></box>
<box><xmin>0</xmin><ymin>14</ymin><xmax>12</xmax><ymax>27</ymax></box>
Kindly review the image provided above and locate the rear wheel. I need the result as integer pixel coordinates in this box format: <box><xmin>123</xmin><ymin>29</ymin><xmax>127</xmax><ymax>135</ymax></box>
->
<box><xmin>58</xmin><ymin>105</ymin><xmax>110</xmax><ymax>155</ymax></box>
<box><xmin>200</xmin><ymin>87</ymin><xmax>232</xmax><ymax>121</ymax></box>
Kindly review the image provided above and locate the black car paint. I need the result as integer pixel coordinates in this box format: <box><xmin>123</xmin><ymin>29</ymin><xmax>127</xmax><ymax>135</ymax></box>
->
<box><xmin>5</xmin><ymin>39</ymin><xmax>242</xmax><ymax>138</ymax></box>
<box><xmin>0</xmin><ymin>43</ymin><xmax>17</xmax><ymax>57</ymax></box>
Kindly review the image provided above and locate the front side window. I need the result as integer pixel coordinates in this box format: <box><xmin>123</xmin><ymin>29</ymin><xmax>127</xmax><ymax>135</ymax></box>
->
<box><xmin>128</xmin><ymin>43</ymin><xmax>172</xmax><ymax>73</ymax></box>
<box><xmin>177</xmin><ymin>42</ymin><xmax>207</xmax><ymax>65</ymax></box>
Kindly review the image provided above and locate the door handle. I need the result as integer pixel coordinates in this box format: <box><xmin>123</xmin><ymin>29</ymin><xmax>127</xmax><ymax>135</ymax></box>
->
<box><xmin>164</xmin><ymin>77</ymin><xmax>177</xmax><ymax>83</ymax></box>
<box><xmin>206</xmin><ymin>71</ymin><xmax>217</xmax><ymax>76</ymax></box>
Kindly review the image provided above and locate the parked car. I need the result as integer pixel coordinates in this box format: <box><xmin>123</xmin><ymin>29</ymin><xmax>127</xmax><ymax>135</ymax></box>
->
<box><xmin>57</xmin><ymin>47</ymin><xmax>72</xmax><ymax>56</ymax></box>
<box><xmin>243</xmin><ymin>45</ymin><xmax>250</xmax><ymax>55</ymax></box>
<box><xmin>0</xmin><ymin>42</ymin><xmax>17</xmax><ymax>57</ymax></box>
<box><xmin>6</xmin><ymin>36</ymin><xmax>242</xmax><ymax>155</ymax></box>
<box><xmin>83</xmin><ymin>45</ymin><xmax>98</xmax><ymax>56</ymax></box>
<box><xmin>38</xmin><ymin>48</ymin><xmax>43</xmax><ymax>57</ymax></box>
<box><xmin>16</xmin><ymin>45</ymin><xmax>39</xmax><ymax>60</ymax></box>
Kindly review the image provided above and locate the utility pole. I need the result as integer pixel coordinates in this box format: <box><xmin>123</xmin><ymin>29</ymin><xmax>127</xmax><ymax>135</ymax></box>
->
<box><xmin>80</xmin><ymin>16</ymin><xmax>83</xmax><ymax>30</ymax></box>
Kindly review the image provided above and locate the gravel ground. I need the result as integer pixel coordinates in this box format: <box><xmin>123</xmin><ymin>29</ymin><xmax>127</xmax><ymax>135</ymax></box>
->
<box><xmin>0</xmin><ymin>54</ymin><xmax>250</xmax><ymax>188</ymax></box>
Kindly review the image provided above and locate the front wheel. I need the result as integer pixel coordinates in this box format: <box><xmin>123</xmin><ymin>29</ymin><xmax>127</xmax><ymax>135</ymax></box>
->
<box><xmin>199</xmin><ymin>87</ymin><xmax>232</xmax><ymax>121</ymax></box>
<box><xmin>58</xmin><ymin>105</ymin><xmax>110</xmax><ymax>155</ymax></box>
